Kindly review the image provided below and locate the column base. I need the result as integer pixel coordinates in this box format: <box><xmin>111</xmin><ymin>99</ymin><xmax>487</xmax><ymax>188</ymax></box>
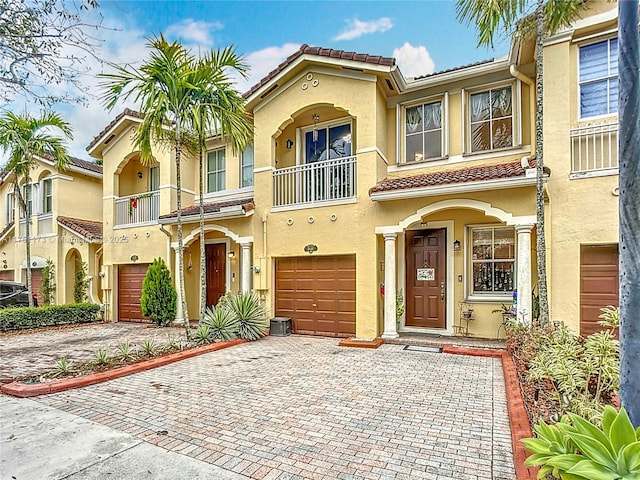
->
<box><xmin>338</xmin><ymin>337</ymin><xmax>384</xmax><ymax>348</ymax></box>
<box><xmin>381</xmin><ymin>332</ymin><xmax>400</xmax><ymax>340</ymax></box>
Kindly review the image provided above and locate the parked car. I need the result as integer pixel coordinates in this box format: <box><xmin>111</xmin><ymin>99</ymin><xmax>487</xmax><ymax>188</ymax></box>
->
<box><xmin>0</xmin><ymin>281</ymin><xmax>31</xmax><ymax>308</ymax></box>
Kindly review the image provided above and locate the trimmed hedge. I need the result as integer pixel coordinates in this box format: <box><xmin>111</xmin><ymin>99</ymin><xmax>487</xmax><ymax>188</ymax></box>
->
<box><xmin>0</xmin><ymin>303</ymin><xmax>101</xmax><ymax>332</ymax></box>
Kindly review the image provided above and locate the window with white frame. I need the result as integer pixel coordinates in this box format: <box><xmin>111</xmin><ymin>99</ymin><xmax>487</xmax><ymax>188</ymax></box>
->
<box><xmin>579</xmin><ymin>37</ymin><xmax>618</xmax><ymax>118</ymax></box>
<box><xmin>206</xmin><ymin>149</ymin><xmax>226</xmax><ymax>193</ymax></box>
<box><xmin>20</xmin><ymin>183</ymin><xmax>37</xmax><ymax>218</ymax></box>
<box><xmin>5</xmin><ymin>192</ymin><xmax>15</xmax><ymax>224</ymax></box>
<box><xmin>241</xmin><ymin>145</ymin><xmax>254</xmax><ymax>188</ymax></box>
<box><xmin>405</xmin><ymin>100</ymin><xmax>443</xmax><ymax>162</ymax></box>
<box><xmin>468</xmin><ymin>85</ymin><xmax>513</xmax><ymax>152</ymax></box>
<box><xmin>469</xmin><ymin>226</ymin><xmax>516</xmax><ymax>296</ymax></box>
<box><xmin>149</xmin><ymin>166</ymin><xmax>160</xmax><ymax>191</ymax></box>
<box><xmin>304</xmin><ymin>122</ymin><xmax>352</xmax><ymax>163</ymax></box>
<box><xmin>41</xmin><ymin>179</ymin><xmax>52</xmax><ymax>214</ymax></box>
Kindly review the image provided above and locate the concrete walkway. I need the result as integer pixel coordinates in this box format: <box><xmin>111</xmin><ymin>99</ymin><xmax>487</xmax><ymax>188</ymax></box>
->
<box><xmin>12</xmin><ymin>336</ymin><xmax>516</xmax><ymax>480</ymax></box>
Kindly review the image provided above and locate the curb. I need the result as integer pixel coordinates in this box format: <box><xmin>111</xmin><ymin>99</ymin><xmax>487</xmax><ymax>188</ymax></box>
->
<box><xmin>0</xmin><ymin>338</ymin><xmax>248</xmax><ymax>398</ymax></box>
<box><xmin>441</xmin><ymin>345</ymin><xmax>537</xmax><ymax>480</ymax></box>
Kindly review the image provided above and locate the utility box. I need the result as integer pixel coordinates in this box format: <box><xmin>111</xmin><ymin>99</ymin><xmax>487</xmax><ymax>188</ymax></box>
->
<box><xmin>270</xmin><ymin>317</ymin><xmax>292</xmax><ymax>336</ymax></box>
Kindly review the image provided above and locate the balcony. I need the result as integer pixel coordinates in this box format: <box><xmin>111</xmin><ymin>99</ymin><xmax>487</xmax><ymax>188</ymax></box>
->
<box><xmin>114</xmin><ymin>191</ymin><xmax>160</xmax><ymax>226</ymax></box>
<box><xmin>273</xmin><ymin>156</ymin><xmax>357</xmax><ymax>208</ymax></box>
<box><xmin>570</xmin><ymin>122</ymin><xmax>618</xmax><ymax>175</ymax></box>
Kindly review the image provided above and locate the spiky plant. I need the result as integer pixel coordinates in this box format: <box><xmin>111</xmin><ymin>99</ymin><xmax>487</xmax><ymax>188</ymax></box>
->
<box><xmin>93</xmin><ymin>348</ymin><xmax>109</xmax><ymax>365</ymax></box>
<box><xmin>225</xmin><ymin>292</ymin><xmax>268</xmax><ymax>341</ymax></box>
<box><xmin>117</xmin><ymin>340</ymin><xmax>135</xmax><ymax>361</ymax></box>
<box><xmin>52</xmin><ymin>356</ymin><xmax>73</xmax><ymax>376</ymax></box>
<box><xmin>201</xmin><ymin>305</ymin><xmax>239</xmax><ymax>342</ymax></box>
<box><xmin>140</xmin><ymin>339</ymin><xmax>157</xmax><ymax>356</ymax></box>
<box><xmin>193</xmin><ymin>324</ymin><xmax>212</xmax><ymax>345</ymax></box>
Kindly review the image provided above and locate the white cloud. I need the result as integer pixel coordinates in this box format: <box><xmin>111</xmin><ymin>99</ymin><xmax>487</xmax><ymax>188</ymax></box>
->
<box><xmin>393</xmin><ymin>42</ymin><xmax>435</xmax><ymax>79</ymax></box>
<box><xmin>165</xmin><ymin>19</ymin><xmax>224</xmax><ymax>48</ymax></box>
<box><xmin>334</xmin><ymin>17</ymin><xmax>393</xmax><ymax>41</ymax></box>
<box><xmin>234</xmin><ymin>43</ymin><xmax>301</xmax><ymax>94</ymax></box>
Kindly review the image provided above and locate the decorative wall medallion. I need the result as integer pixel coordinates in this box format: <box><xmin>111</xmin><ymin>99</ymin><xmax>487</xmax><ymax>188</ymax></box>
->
<box><xmin>308</xmin><ymin>216</ymin><xmax>315</xmax><ymax>224</ymax></box>
<box><xmin>330</xmin><ymin>213</ymin><xmax>337</xmax><ymax>222</ymax></box>
<box><xmin>304</xmin><ymin>244</ymin><xmax>318</xmax><ymax>254</ymax></box>
<box><xmin>312</xmin><ymin>79</ymin><xmax>319</xmax><ymax>87</ymax></box>
<box><xmin>301</xmin><ymin>82</ymin><xmax>308</xmax><ymax>90</ymax></box>
<box><xmin>287</xmin><ymin>218</ymin><xmax>294</xmax><ymax>226</ymax></box>
<box><xmin>612</xmin><ymin>186</ymin><xmax>620</xmax><ymax>196</ymax></box>
<box><xmin>306</xmin><ymin>73</ymin><xmax>314</xmax><ymax>81</ymax></box>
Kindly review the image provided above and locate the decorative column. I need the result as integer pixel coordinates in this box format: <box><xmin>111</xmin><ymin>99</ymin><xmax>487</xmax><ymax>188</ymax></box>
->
<box><xmin>382</xmin><ymin>233</ymin><xmax>399</xmax><ymax>339</ymax></box>
<box><xmin>173</xmin><ymin>246</ymin><xmax>184</xmax><ymax>324</ymax></box>
<box><xmin>515</xmin><ymin>224</ymin><xmax>534</xmax><ymax>324</ymax></box>
<box><xmin>241</xmin><ymin>242</ymin><xmax>252</xmax><ymax>293</ymax></box>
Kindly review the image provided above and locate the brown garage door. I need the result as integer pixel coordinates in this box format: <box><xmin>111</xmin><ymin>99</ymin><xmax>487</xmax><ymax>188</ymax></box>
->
<box><xmin>23</xmin><ymin>268</ymin><xmax>43</xmax><ymax>301</ymax></box>
<box><xmin>275</xmin><ymin>255</ymin><xmax>356</xmax><ymax>337</ymax></box>
<box><xmin>0</xmin><ymin>270</ymin><xmax>14</xmax><ymax>281</ymax></box>
<box><xmin>580</xmin><ymin>244</ymin><xmax>618</xmax><ymax>336</ymax></box>
<box><xmin>118</xmin><ymin>264</ymin><xmax>150</xmax><ymax>322</ymax></box>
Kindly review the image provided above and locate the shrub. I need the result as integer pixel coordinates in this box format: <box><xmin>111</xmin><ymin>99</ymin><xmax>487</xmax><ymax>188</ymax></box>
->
<box><xmin>224</xmin><ymin>291</ymin><xmax>268</xmax><ymax>341</ymax></box>
<box><xmin>140</xmin><ymin>258</ymin><xmax>176</xmax><ymax>326</ymax></box>
<box><xmin>73</xmin><ymin>258</ymin><xmax>90</xmax><ymax>303</ymax></box>
<box><xmin>0</xmin><ymin>303</ymin><xmax>100</xmax><ymax>331</ymax></box>
<box><xmin>193</xmin><ymin>324</ymin><xmax>212</xmax><ymax>345</ymax></box>
<box><xmin>201</xmin><ymin>305</ymin><xmax>238</xmax><ymax>342</ymax></box>
<box><xmin>41</xmin><ymin>259</ymin><xmax>56</xmax><ymax>306</ymax></box>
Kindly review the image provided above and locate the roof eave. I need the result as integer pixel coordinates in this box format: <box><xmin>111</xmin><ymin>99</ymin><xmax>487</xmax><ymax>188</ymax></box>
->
<box><xmin>58</xmin><ymin>222</ymin><xmax>102</xmax><ymax>244</ymax></box>
<box><xmin>158</xmin><ymin>207</ymin><xmax>253</xmax><ymax>225</ymax></box>
<box><xmin>86</xmin><ymin>114</ymin><xmax>143</xmax><ymax>158</ymax></box>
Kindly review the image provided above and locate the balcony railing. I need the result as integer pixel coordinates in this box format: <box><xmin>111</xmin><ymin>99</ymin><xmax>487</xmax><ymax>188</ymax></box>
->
<box><xmin>273</xmin><ymin>156</ymin><xmax>357</xmax><ymax>207</ymax></box>
<box><xmin>570</xmin><ymin>122</ymin><xmax>618</xmax><ymax>174</ymax></box>
<box><xmin>115</xmin><ymin>191</ymin><xmax>160</xmax><ymax>226</ymax></box>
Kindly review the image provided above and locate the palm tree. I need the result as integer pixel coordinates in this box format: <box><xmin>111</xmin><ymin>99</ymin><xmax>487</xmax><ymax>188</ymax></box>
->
<box><xmin>100</xmin><ymin>34</ymin><xmax>199</xmax><ymax>338</ymax></box>
<box><xmin>617</xmin><ymin>0</ymin><xmax>640</xmax><ymax>427</ymax></box>
<box><xmin>0</xmin><ymin>111</ymin><xmax>71</xmax><ymax>306</ymax></box>
<box><xmin>191</xmin><ymin>47</ymin><xmax>253</xmax><ymax>320</ymax></box>
<box><xmin>456</xmin><ymin>0</ymin><xmax>583</xmax><ymax>325</ymax></box>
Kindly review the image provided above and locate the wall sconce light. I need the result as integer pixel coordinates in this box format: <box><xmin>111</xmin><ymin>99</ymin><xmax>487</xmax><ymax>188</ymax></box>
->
<box><xmin>130</xmin><ymin>254</ymin><xmax>139</xmax><ymax>262</ymax></box>
<box><xmin>228</xmin><ymin>251</ymin><xmax>236</xmax><ymax>259</ymax></box>
<box><xmin>187</xmin><ymin>250</ymin><xmax>193</xmax><ymax>270</ymax></box>
<box><xmin>453</xmin><ymin>240</ymin><xmax>461</xmax><ymax>252</ymax></box>
<box><xmin>137</xmin><ymin>171</ymin><xmax>143</xmax><ymax>179</ymax></box>
<box><xmin>285</xmin><ymin>139</ymin><xmax>294</xmax><ymax>149</ymax></box>
<box><xmin>312</xmin><ymin>113</ymin><xmax>320</xmax><ymax>142</ymax></box>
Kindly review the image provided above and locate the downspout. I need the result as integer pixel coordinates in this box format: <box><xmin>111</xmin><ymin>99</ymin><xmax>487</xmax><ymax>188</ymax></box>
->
<box><xmin>159</xmin><ymin>224</ymin><xmax>172</xmax><ymax>267</ymax></box>
<box><xmin>509</xmin><ymin>64</ymin><xmax>536</xmax><ymax>159</ymax></box>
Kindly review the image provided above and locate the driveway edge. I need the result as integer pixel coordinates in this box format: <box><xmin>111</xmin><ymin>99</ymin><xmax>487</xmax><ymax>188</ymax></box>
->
<box><xmin>0</xmin><ymin>338</ymin><xmax>247</xmax><ymax>398</ymax></box>
<box><xmin>441</xmin><ymin>345</ymin><xmax>537</xmax><ymax>480</ymax></box>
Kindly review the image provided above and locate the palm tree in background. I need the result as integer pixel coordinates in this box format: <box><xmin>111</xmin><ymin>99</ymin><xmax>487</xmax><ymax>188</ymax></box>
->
<box><xmin>100</xmin><ymin>34</ymin><xmax>199</xmax><ymax>338</ymax></box>
<box><xmin>191</xmin><ymin>47</ymin><xmax>253</xmax><ymax>321</ymax></box>
<box><xmin>0</xmin><ymin>111</ymin><xmax>71</xmax><ymax>306</ymax></box>
<box><xmin>456</xmin><ymin>0</ymin><xmax>583</xmax><ymax>325</ymax></box>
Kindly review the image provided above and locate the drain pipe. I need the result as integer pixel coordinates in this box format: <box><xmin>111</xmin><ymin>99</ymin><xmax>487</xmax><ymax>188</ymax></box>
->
<box><xmin>159</xmin><ymin>224</ymin><xmax>172</xmax><ymax>267</ymax></box>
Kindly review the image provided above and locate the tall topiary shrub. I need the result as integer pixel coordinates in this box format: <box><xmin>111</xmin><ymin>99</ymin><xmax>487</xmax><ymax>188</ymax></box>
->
<box><xmin>73</xmin><ymin>258</ymin><xmax>90</xmax><ymax>303</ymax></box>
<box><xmin>140</xmin><ymin>258</ymin><xmax>177</xmax><ymax>326</ymax></box>
<box><xmin>41</xmin><ymin>259</ymin><xmax>56</xmax><ymax>306</ymax></box>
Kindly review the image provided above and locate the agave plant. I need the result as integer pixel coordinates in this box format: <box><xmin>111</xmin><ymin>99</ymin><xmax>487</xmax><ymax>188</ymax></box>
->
<box><xmin>52</xmin><ymin>356</ymin><xmax>74</xmax><ymax>376</ymax></box>
<box><xmin>201</xmin><ymin>305</ymin><xmax>239</xmax><ymax>342</ymax></box>
<box><xmin>140</xmin><ymin>339</ymin><xmax>157</xmax><ymax>356</ymax></box>
<box><xmin>117</xmin><ymin>340</ymin><xmax>135</xmax><ymax>361</ymax></box>
<box><xmin>225</xmin><ymin>292</ymin><xmax>268</xmax><ymax>341</ymax></box>
<box><xmin>93</xmin><ymin>348</ymin><xmax>109</xmax><ymax>365</ymax></box>
<box><xmin>193</xmin><ymin>324</ymin><xmax>213</xmax><ymax>345</ymax></box>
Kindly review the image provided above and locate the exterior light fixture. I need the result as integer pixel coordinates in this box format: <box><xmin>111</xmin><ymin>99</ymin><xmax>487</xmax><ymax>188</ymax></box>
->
<box><xmin>286</xmin><ymin>139</ymin><xmax>294</xmax><ymax>149</ymax></box>
<box><xmin>453</xmin><ymin>240</ymin><xmax>461</xmax><ymax>252</ymax></box>
<box><xmin>228</xmin><ymin>251</ymin><xmax>236</xmax><ymax>259</ymax></box>
<box><xmin>137</xmin><ymin>171</ymin><xmax>143</xmax><ymax>179</ymax></box>
<box><xmin>312</xmin><ymin>113</ymin><xmax>320</xmax><ymax>142</ymax></box>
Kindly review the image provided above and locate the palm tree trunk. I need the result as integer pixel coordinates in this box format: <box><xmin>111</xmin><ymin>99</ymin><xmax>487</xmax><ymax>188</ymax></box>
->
<box><xmin>535</xmin><ymin>0</ymin><xmax>550</xmax><ymax>326</ymax></box>
<box><xmin>618</xmin><ymin>0</ymin><xmax>640</xmax><ymax>427</ymax></box>
<box><xmin>175</xmin><ymin>118</ymin><xmax>190</xmax><ymax>338</ymax></box>
<box><xmin>24</xmin><ymin>177</ymin><xmax>33</xmax><ymax>307</ymax></box>
<box><xmin>198</xmin><ymin>141</ymin><xmax>206</xmax><ymax>321</ymax></box>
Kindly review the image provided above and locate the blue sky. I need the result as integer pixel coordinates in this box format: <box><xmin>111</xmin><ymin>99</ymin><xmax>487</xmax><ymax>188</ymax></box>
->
<box><xmin>12</xmin><ymin>1</ymin><xmax>512</xmax><ymax>159</ymax></box>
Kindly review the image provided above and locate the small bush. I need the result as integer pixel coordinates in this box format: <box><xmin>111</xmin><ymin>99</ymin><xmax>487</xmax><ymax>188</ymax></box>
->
<box><xmin>41</xmin><ymin>259</ymin><xmax>56</xmax><ymax>306</ymax></box>
<box><xmin>73</xmin><ymin>259</ymin><xmax>90</xmax><ymax>303</ymax></box>
<box><xmin>140</xmin><ymin>258</ymin><xmax>177</xmax><ymax>326</ymax></box>
<box><xmin>201</xmin><ymin>305</ymin><xmax>238</xmax><ymax>342</ymax></box>
<box><xmin>0</xmin><ymin>303</ymin><xmax>101</xmax><ymax>332</ymax></box>
<box><xmin>224</xmin><ymin>291</ymin><xmax>268</xmax><ymax>341</ymax></box>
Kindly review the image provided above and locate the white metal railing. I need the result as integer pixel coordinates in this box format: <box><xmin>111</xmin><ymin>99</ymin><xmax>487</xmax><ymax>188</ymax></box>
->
<box><xmin>115</xmin><ymin>191</ymin><xmax>160</xmax><ymax>226</ymax></box>
<box><xmin>38</xmin><ymin>214</ymin><xmax>53</xmax><ymax>235</ymax></box>
<box><xmin>570</xmin><ymin>122</ymin><xmax>618</xmax><ymax>174</ymax></box>
<box><xmin>273</xmin><ymin>156</ymin><xmax>357</xmax><ymax>207</ymax></box>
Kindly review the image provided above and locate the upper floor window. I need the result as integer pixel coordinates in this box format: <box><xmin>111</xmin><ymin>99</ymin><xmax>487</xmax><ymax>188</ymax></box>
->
<box><xmin>470</xmin><ymin>226</ymin><xmax>515</xmax><ymax>296</ymax></box>
<box><xmin>469</xmin><ymin>85</ymin><xmax>513</xmax><ymax>152</ymax></box>
<box><xmin>304</xmin><ymin>122</ymin><xmax>352</xmax><ymax>163</ymax></box>
<box><xmin>5</xmin><ymin>192</ymin><xmax>14</xmax><ymax>224</ymax></box>
<box><xmin>405</xmin><ymin>101</ymin><xmax>442</xmax><ymax>162</ymax></box>
<box><xmin>20</xmin><ymin>183</ymin><xmax>37</xmax><ymax>218</ymax></box>
<box><xmin>42</xmin><ymin>179</ymin><xmax>52</xmax><ymax>214</ymax></box>
<box><xmin>241</xmin><ymin>145</ymin><xmax>254</xmax><ymax>188</ymax></box>
<box><xmin>149</xmin><ymin>166</ymin><xmax>160</xmax><ymax>191</ymax></box>
<box><xmin>579</xmin><ymin>38</ymin><xmax>618</xmax><ymax>118</ymax></box>
<box><xmin>207</xmin><ymin>149</ymin><xmax>226</xmax><ymax>193</ymax></box>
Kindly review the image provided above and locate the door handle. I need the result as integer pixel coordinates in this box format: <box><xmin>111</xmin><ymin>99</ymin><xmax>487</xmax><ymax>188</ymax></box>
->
<box><xmin>312</xmin><ymin>303</ymin><xmax>317</xmax><ymax>307</ymax></box>
<box><xmin>440</xmin><ymin>282</ymin><xmax>445</xmax><ymax>302</ymax></box>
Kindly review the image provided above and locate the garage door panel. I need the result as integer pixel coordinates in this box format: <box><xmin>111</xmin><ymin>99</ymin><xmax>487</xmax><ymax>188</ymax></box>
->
<box><xmin>275</xmin><ymin>255</ymin><xmax>356</xmax><ymax>337</ymax></box>
<box><xmin>118</xmin><ymin>264</ymin><xmax>150</xmax><ymax>323</ymax></box>
<box><xmin>581</xmin><ymin>245</ymin><xmax>618</xmax><ymax>337</ymax></box>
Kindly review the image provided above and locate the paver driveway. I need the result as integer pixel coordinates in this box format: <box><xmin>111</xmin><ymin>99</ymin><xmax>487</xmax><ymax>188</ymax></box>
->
<box><xmin>36</xmin><ymin>336</ymin><xmax>515</xmax><ymax>480</ymax></box>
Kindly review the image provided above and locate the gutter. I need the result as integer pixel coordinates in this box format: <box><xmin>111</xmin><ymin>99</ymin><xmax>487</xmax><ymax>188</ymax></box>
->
<box><xmin>509</xmin><ymin>63</ymin><xmax>536</xmax><ymax>159</ymax></box>
<box><xmin>158</xmin><ymin>205</ymin><xmax>251</xmax><ymax>225</ymax></box>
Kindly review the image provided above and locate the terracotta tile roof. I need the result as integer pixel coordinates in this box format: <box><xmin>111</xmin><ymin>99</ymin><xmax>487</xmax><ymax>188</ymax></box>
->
<box><xmin>69</xmin><ymin>157</ymin><xmax>103</xmax><ymax>174</ymax></box>
<box><xmin>159</xmin><ymin>198</ymin><xmax>255</xmax><ymax>221</ymax></box>
<box><xmin>243</xmin><ymin>44</ymin><xmax>395</xmax><ymax>99</ymax></box>
<box><xmin>369</xmin><ymin>159</ymin><xmax>548</xmax><ymax>195</ymax></box>
<box><xmin>57</xmin><ymin>216</ymin><xmax>103</xmax><ymax>242</ymax></box>
<box><xmin>0</xmin><ymin>221</ymin><xmax>14</xmax><ymax>241</ymax></box>
<box><xmin>86</xmin><ymin>108</ymin><xmax>143</xmax><ymax>152</ymax></box>
<box><xmin>412</xmin><ymin>58</ymin><xmax>496</xmax><ymax>81</ymax></box>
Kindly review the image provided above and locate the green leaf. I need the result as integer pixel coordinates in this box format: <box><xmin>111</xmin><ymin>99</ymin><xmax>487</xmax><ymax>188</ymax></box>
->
<box><xmin>622</xmin><ymin>442</ymin><xmax>640</xmax><ymax>472</ymax></box>
<box><xmin>525</xmin><ymin>453</ymin><xmax>552</xmax><ymax>467</ymax></box>
<box><xmin>523</xmin><ymin>437</ymin><xmax>552</xmax><ymax>455</ymax></box>
<box><xmin>569</xmin><ymin>413</ymin><xmax>615</xmax><ymax>458</ymax></box>
<box><xmin>567</xmin><ymin>459</ymin><xmax>618</xmax><ymax>480</ymax></box>
<box><xmin>566</xmin><ymin>433</ymin><xmax>616</xmax><ymax>470</ymax></box>
<box><xmin>611</xmin><ymin>409</ymin><xmax>638</xmax><ymax>454</ymax></box>
<box><xmin>603</xmin><ymin>406</ymin><xmax>619</xmax><ymax>437</ymax></box>
<box><xmin>561</xmin><ymin>473</ymin><xmax>595</xmax><ymax>480</ymax></box>
<box><xmin>547</xmin><ymin>454</ymin><xmax>586</xmax><ymax>471</ymax></box>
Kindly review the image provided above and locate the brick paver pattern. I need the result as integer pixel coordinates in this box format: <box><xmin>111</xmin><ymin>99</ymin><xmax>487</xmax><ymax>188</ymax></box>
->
<box><xmin>36</xmin><ymin>336</ymin><xmax>515</xmax><ymax>480</ymax></box>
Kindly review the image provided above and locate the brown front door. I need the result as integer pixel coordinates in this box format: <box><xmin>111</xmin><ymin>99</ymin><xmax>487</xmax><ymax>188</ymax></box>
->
<box><xmin>580</xmin><ymin>244</ymin><xmax>619</xmax><ymax>336</ymax></box>
<box><xmin>118</xmin><ymin>264</ymin><xmax>150</xmax><ymax>322</ymax></box>
<box><xmin>206</xmin><ymin>243</ymin><xmax>226</xmax><ymax>306</ymax></box>
<box><xmin>406</xmin><ymin>229</ymin><xmax>446</xmax><ymax>329</ymax></box>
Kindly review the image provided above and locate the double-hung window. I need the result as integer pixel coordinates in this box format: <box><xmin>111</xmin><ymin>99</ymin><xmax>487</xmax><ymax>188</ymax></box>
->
<box><xmin>469</xmin><ymin>226</ymin><xmax>515</xmax><ymax>296</ymax></box>
<box><xmin>149</xmin><ymin>166</ymin><xmax>160</xmax><ymax>191</ymax></box>
<box><xmin>241</xmin><ymin>145</ymin><xmax>254</xmax><ymax>188</ymax></box>
<box><xmin>469</xmin><ymin>85</ymin><xmax>513</xmax><ymax>152</ymax></box>
<box><xmin>42</xmin><ymin>179</ymin><xmax>52</xmax><ymax>214</ymax></box>
<box><xmin>20</xmin><ymin>183</ymin><xmax>36</xmax><ymax>218</ymax></box>
<box><xmin>207</xmin><ymin>149</ymin><xmax>226</xmax><ymax>193</ymax></box>
<box><xmin>579</xmin><ymin>38</ymin><xmax>618</xmax><ymax>118</ymax></box>
<box><xmin>405</xmin><ymin>100</ymin><xmax>443</xmax><ymax>162</ymax></box>
<box><xmin>5</xmin><ymin>193</ymin><xmax>15</xmax><ymax>224</ymax></box>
